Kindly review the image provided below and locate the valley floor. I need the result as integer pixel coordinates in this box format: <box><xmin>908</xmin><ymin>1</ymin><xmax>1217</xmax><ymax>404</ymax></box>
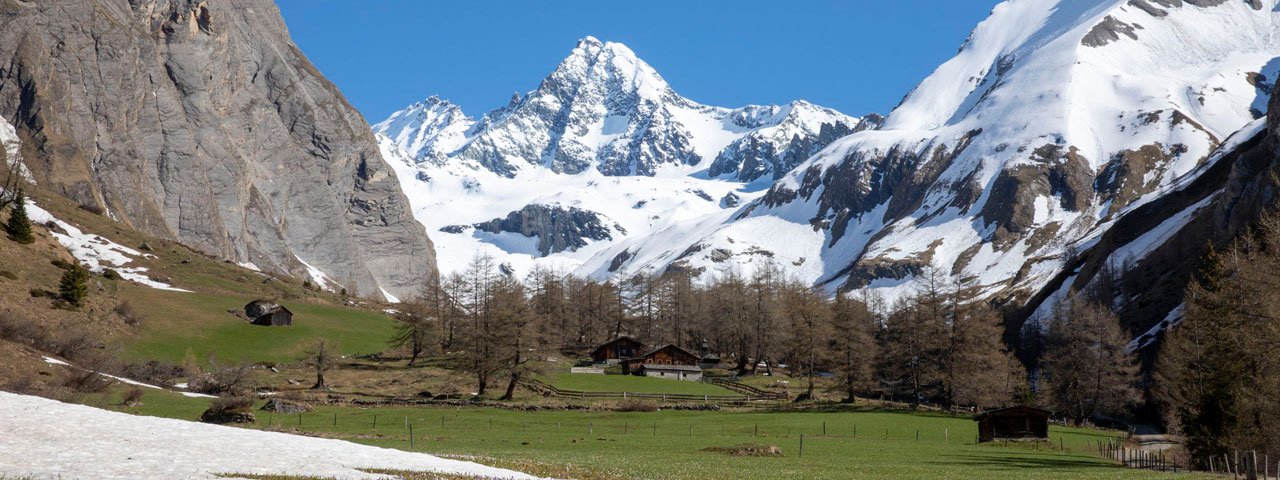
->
<box><xmin>42</xmin><ymin>387</ymin><xmax>1211</xmax><ymax>480</ymax></box>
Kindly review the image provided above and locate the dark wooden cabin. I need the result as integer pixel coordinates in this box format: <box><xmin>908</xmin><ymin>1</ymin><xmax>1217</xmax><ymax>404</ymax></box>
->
<box><xmin>975</xmin><ymin>406</ymin><xmax>1051</xmax><ymax>442</ymax></box>
<box><xmin>244</xmin><ymin>300</ymin><xmax>293</xmax><ymax>327</ymax></box>
<box><xmin>590</xmin><ymin>336</ymin><xmax>644</xmax><ymax>363</ymax></box>
<box><xmin>621</xmin><ymin>344</ymin><xmax>700</xmax><ymax>374</ymax></box>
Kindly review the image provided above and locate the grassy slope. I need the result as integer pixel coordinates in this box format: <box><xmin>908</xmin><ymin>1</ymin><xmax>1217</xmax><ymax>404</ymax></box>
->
<box><xmin>2</xmin><ymin>188</ymin><xmax>400</xmax><ymax>367</ymax></box>
<box><xmin>120</xmin><ymin>285</ymin><xmax>397</xmax><ymax>364</ymax></box>
<box><xmin>543</xmin><ymin>372</ymin><xmax>735</xmax><ymax>396</ymax></box>
<box><xmin>96</xmin><ymin>389</ymin><xmax>1202</xmax><ymax>480</ymax></box>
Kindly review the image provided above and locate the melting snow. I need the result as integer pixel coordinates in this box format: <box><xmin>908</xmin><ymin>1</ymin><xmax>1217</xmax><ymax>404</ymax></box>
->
<box><xmin>22</xmin><ymin>202</ymin><xmax>190</xmax><ymax>292</ymax></box>
<box><xmin>0</xmin><ymin>392</ymin><xmax>541</xmax><ymax>480</ymax></box>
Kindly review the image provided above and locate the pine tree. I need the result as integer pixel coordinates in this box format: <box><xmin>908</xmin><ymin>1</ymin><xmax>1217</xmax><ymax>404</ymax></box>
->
<box><xmin>5</xmin><ymin>187</ymin><xmax>34</xmax><ymax>244</ymax></box>
<box><xmin>59</xmin><ymin>263</ymin><xmax>90</xmax><ymax>307</ymax></box>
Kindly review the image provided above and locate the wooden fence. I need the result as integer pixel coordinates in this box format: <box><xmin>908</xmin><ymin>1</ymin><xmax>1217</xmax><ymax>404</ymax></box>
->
<box><xmin>522</xmin><ymin>378</ymin><xmax>784</xmax><ymax>403</ymax></box>
<box><xmin>1098</xmin><ymin>438</ymin><xmax>1177</xmax><ymax>472</ymax></box>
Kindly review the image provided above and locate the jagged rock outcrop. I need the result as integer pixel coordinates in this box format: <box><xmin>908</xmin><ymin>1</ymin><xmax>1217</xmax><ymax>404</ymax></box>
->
<box><xmin>0</xmin><ymin>0</ymin><xmax>436</xmax><ymax>300</ymax></box>
<box><xmin>459</xmin><ymin>204</ymin><xmax>623</xmax><ymax>256</ymax></box>
<box><xmin>1019</xmin><ymin>78</ymin><xmax>1280</xmax><ymax>357</ymax></box>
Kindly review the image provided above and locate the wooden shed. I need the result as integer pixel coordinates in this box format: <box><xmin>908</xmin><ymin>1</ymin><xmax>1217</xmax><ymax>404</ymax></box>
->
<box><xmin>244</xmin><ymin>300</ymin><xmax>293</xmax><ymax>327</ymax></box>
<box><xmin>975</xmin><ymin>406</ymin><xmax>1051</xmax><ymax>442</ymax></box>
<box><xmin>590</xmin><ymin>336</ymin><xmax>644</xmax><ymax>364</ymax></box>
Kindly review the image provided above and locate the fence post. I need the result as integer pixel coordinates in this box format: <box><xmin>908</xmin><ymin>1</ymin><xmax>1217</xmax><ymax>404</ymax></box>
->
<box><xmin>590</xmin><ymin>422</ymin><xmax>593</xmax><ymax>435</ymax></box>
<box><xmin>333</xmin><ymin>412</ymin><xmax>337</xmax><ymax>428</ymax></box>
<box><xmin>823</xmin><ymin>421</ymin><xmax>827</xmax><ymax>437</ymax></box>
<box><xmin>373</xmin><ymin>414</ymin><xmax>377</xmax><ymax>430</ymax></box>
<box><xmin>409</xmin><ymin>422</ymin><xmax>414</xmax><ymax>450</ymax></box>
<box><xmin>298</xmin><ymin>412</ymin><xmax>303</xmax><ymax>426</ymax></box>
<box><xmin>799</xmin><ymin>434</ymin><xmax>805</xmax><ymax>459</ymax></box>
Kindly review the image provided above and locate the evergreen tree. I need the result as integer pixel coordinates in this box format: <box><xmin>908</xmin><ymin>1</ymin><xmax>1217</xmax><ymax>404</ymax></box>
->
<box><xmin>5</xmin><ymin>187</ymin><xmax>34</xmax><ymax>244</ymax></box>
<box><xmin>59</xmin><ymin>263</ymin><xmax>89</xmax><ymax>307</ymax></box>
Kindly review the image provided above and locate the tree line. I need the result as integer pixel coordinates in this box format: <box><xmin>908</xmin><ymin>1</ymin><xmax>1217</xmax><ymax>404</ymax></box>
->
<box><xmin>391</xmin><ymin>254</ymin><xmax>1140</xmax><ymax>417</ymax></box>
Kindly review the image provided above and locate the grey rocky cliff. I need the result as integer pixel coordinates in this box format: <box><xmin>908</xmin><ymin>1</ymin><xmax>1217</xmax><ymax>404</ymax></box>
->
<box><xmin>452</xmin><ymin>204</ymin><xmax>623</xmax><ymax>256</ymax></box>
<box><xmin>0</xmin><ymin>0</ymin><xmax>436</xmax><ymax>300</ymax></box>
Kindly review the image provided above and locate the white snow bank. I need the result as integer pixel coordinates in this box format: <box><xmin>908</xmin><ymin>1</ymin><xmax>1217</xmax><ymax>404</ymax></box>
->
<box><xmin>0</xmin><ymin>392</ymin><xmax>542</xmax><ymax>480</ymax></box>
<box><xmin>22</xmin><ymin>201</ymin><xmax>191</xmax><ymax>293</ymax></box>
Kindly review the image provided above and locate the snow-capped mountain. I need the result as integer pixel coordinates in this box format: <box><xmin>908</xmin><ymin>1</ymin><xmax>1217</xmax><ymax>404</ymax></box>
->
<box><xmin>374</xmin><ymin>96</ymin><xmax>476</xmax><ymax>165</ymax></box>
<box><xmin>588</xmin><ymin>0</ymin><xmax>1280</xmax><ymax>313</ymax></box>
<box><xmin>377</xmin><ymin>37</ymin><xmax>861</xmax><ymax>277</ymax></box>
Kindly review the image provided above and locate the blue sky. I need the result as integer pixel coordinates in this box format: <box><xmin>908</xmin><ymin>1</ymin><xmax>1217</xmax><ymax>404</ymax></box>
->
<box><xmin>275</xmin><ymin>1</ymin><xmax>999</xmax><ymax>122</ymax></box>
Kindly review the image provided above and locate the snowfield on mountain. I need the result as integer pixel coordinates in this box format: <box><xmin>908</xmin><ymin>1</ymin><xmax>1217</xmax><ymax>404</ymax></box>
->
<box><xmin>376</xmin><ymin>37</ymin><xmax>862</xmax><ymax>277</ymax></box>
<box><xmin>579</xmin><ymin>0</ymin><xmax>1280</xmax><ymax>312</ymax></box>
<box><xmin>0</xmin><ymin>392</ymin><xmax>540</xmax><ymax>480</ymax></box>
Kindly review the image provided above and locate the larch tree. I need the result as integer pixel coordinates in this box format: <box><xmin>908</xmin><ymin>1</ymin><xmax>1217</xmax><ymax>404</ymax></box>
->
<box><xmin>1039</xmin><ymin>295</ymin><xmax>1139</xmax><ymax>425</ymax></box>
<box><xmin>781</xmin><ymin>280</ymin><xmax>830</xmax><ymax>401</ymax></box>
<box><xmin>827</xmin><ymin>293</ymin><xmax>878</xmax><ymax>403</ymax></box>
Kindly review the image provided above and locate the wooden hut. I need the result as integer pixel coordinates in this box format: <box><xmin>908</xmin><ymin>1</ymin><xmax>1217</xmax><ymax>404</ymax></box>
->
<box><xmin>590</xmin><ymin>336</ymin><xmax>644</xmax><ymax>364</ymax></box>
<box><xmin>975</xmin><ymin>406</ymin><xmax>1051</xmax><ymax>442</ymax></box>
<box><xmin>244</xmin><ymin>300</ymin><xmax>293</xmax><ymax>326</ymax></box>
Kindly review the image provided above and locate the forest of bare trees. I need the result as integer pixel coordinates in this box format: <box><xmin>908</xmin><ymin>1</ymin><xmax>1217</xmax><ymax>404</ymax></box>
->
<box><xmin>390</xmin><ymin>253</ymin><xmax>1144</xmax><ymax>416</ymax></box>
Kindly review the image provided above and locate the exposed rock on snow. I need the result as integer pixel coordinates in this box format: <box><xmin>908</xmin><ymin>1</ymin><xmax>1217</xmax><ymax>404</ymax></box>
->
<box><xmin>0</xmin><ymin>392</ymin><xmax>540</xmax><ymax>479</ymax></box>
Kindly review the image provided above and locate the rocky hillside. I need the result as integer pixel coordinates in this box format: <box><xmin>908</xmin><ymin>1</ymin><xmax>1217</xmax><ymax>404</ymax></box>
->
<box><xmin>586</xmin><ymin>0</ymin><xmax>1279</xmax><ymax>319</ymax></box>
<box><xmin>0</xmin><ymin>0</ymin><xmax>435</xmax><ymax>301</ymax></box>
<box><xmin>376</xmin><ymin>37</ymin><xmax>862</xmax><ymax>277</ymax></box>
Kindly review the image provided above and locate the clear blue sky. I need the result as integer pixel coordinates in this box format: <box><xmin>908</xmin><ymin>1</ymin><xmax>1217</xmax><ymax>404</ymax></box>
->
<box><xmin>275</xmin><ymin>1</ymin><xmax>999</xmax><ymax>122</ymax></box>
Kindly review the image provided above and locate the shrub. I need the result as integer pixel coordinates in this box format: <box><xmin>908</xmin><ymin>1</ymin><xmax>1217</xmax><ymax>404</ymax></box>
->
<box><xmin>101</xmin><ymin>269</ymin><xmax>122</xmax><ymax>281</ymax></box>
<box><xmin>77</xmin><ymin>203</ymin><xmax>105</xmax><ymax>215</ymax></box>
<box><xmin>0</xmin><ymin>314</ymin><xmax>39</xmax><ymax>344</ymax></box>
<box><xmin>50</xmin><ymin>259</ymin><xmax>73</xmax><ymax>270</ymax></box>
<box><xmin>120</xmin><ymin>386</ymin><xmax>144</xmax><ymax>407</ymax></box>
<box><xmin>29</xmin><ymin>288</ymin><xmax>52</xmax><ymax>298</ymax></box>
<box><xmin>0</xmin><ymin>270</ymin><xmax>17</xmax><ymax>280</ymax></box>
<box><xmin>5</xmin><ymin>187</ymin><xmax>35</xmax><ymax>244</ymax></box>
<box><xmin>114</xmin><ymin>300</ymin><xmax>142</xmax><ymax>327</ymax></box>
<box><xmin>121</xmin><ymin>360</ymin><xmax>185</xmax><ymax>387</ymax></box>
<box><xmin>208</xmin><ymin>396</ymin><xmax>254</xmax><ymax>414</ymax></box>
<box><xmin>616</xmin><ymin>399</ymin><xmax>658</xmax><ymax>412</ymax></box>
<box><xmin>59</xmin><ymin>263</ymin><xmax>89</xmax><ymax>307</ymax></box>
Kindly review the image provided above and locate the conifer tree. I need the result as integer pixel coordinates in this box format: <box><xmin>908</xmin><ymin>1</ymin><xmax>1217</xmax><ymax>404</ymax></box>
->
<box><xmin>59</xmin><ymin>263</ymin><xmax>90</xmax><ymax>307</ymax></box>
<box><xmin>5</xmin><ymin>187</ymin><xmax>34</xmax><ymax>244</ymax></box>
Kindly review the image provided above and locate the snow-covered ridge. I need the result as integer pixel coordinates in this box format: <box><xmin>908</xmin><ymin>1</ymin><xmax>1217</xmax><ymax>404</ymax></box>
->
<box><xmin>0</xmin><ymin>392</ymin><xmax>540</xmax><ymax>479</ymax></box>
<box><xmin>377</xmin><ymin>37</ymin><xmax>862</xmax><ymax>278</ymax></box>
<box><xmin>589</xmin><ymin>0</ymin><xmax>1280</xmax><ymax>304</ymax></box>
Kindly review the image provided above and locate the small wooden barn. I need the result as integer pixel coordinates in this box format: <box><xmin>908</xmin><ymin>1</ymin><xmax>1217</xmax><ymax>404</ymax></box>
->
<box><xmin>975</xmin><ymin>406</ymin><xmax>1051</xmax><ymax>442</ymax></box>
<box><xmin>590</xmin><ymin>336</ymin><xmax>644</xmax><ymax>364</ymax></box>
<box><xmin>244</xmin><ymin>300</ymin><xmax>293</xmax><ymax>327</ymax></box>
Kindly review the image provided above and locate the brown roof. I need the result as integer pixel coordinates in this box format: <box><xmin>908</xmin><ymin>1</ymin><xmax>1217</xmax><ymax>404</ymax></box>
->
<box><xmin>974</xmin><ymin>406</ymin><xmax>1052</xmax><ymax>421</ymax></box>
<box><xmin>591</xmin><ymin>336</ymin><xmax>644</xmax><ymax>356</ymax></box>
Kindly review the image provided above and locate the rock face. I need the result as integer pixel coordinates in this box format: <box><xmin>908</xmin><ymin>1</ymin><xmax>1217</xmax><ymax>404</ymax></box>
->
<box><xmin>0</xmin><ymin>0</ymin><xmax>435</xmax><ymax>300</ymax></box>
<box><xmin>465</xmin><ymin>204</ymin><xmax>623</xmax><ymax>256</ymax></box>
